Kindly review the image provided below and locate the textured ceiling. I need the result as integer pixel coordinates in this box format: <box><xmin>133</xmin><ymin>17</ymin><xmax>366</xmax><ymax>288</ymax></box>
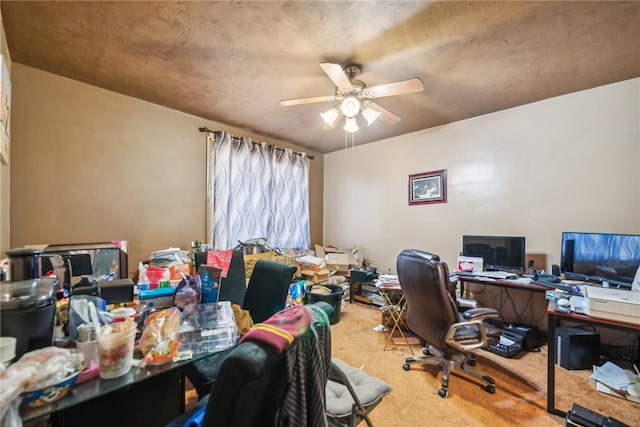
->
<box><xmin>2</xmin><ymin>1</ymin><xmax>639</xmax><ymax>154</ymax></box>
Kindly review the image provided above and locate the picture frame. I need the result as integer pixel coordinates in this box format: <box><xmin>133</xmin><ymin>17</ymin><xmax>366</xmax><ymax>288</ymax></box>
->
<box><xmin>408</xmin><ymin>169</ymin><xmax>447</xmax><ymax>205</ymax></box>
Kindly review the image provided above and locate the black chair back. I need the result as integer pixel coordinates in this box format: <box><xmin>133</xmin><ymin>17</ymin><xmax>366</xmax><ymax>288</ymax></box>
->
<box><xmin>201</xmin><ymin>340</ymin><xmax>286</xmax><ymax>427</ymax></box>
<box><xmin>242</xmin><ymin>259</ymin><xmax>297</xmax><ymax>323</ymax></box>
<box><xmin>217</xmin><ymin>249</ymin><xmax>247</xmax><ymax>305</ymax></box>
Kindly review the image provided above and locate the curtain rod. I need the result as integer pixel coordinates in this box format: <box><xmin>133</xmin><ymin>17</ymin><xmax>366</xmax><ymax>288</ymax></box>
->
<box><xmin>199</xmin><ymin>127</ymin><xmax>314</xmax><ymax>160</ymax></box>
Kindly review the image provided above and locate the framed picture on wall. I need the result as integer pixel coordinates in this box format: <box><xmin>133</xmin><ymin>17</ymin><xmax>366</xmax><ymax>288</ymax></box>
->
<box><xmin>0</xmin><ymin>54</ymin><xmax>11</xmax><ymax>166</ymax></box>
<box><xmin>408</xmin><ymin>169</ymin><xmax>447</xmax><ymax>205</ymax></box>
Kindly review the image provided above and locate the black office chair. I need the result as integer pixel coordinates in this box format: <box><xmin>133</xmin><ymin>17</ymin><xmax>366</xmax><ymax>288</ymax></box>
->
<box><xmin>166</xmin><ymin>302</ymin><xmax>391</xmax><ymax>427</ymax></box>
<box><xmin>397</xmin><ymin>249</ymin><xmax>502</xmax><ymax>398</ymax></box>
<box><xmin>242</xmin><ymin>258</ymin><xmax>297</xmax><ymax>323</ymax></box>
<box><xmin>184</xmin><ymin>258</ymin><xmax>297</xmax><ymax>399</ymax></box>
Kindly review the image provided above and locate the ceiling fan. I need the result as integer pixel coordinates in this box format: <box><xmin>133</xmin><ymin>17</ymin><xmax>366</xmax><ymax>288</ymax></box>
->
<box><xmin>280</xmin><ymin>63</ymin><xmax>424</xmax><ymax>133</ymax></box>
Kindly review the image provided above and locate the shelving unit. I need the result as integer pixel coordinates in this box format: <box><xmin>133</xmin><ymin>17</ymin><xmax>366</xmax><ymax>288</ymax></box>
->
<box><xmin>348</xmin><ymin>266</ymin><xmax>382</xmax><ymax>306</ymax></box>
<box><xmin>350</xmin><ymin>280</ymin><xmax>385</xmax><ymax>306</ymax></box>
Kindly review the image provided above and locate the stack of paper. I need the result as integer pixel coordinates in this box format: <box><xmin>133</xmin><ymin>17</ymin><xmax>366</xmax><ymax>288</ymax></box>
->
<box><xmin>150</xmin><ymin>247</ymin><xmax>190</xmax><ymax>264</ymax></box>
<box><xmin>590</xmin><ymin>361</ymin><xmax>638</xmax><ymax>402</ymax></box>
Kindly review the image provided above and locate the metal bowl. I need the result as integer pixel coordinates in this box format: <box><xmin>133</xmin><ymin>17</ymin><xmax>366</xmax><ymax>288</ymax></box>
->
<box><xmin>0</xmin><ymin>278</ymin><xmax>58</xmax><ymax>310</ymax></box>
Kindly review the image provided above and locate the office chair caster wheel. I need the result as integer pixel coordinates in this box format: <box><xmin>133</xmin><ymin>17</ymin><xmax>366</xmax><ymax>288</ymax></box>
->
<box><xmin>402</xmin><ymin>363</ymin><xmax>411</xmax><ymax>371</ymax></box>
<box><xmin>438</xmin><ymin>388</ymin><xmax>448</xmax><ymax>398</ymax></box>
<box><xmin>422</xmin><ymin>348</ymin><xmax>430</xmax><ymax>356</ymax></box>
<box><xmin>468</xmin><ymin>359</ymin><xmax>476</xmax><ymax>366</ymax></box>
<box><xmin>484</xmin><ymin>384</ymin><xmax>495</xmax><ymax>394</ymax></box>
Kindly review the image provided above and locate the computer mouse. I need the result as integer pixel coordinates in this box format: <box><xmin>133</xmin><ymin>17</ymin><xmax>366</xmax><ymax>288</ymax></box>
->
<box><xmin>556</xmin><ymin>298</ymin><xmax>571</xmax><ymax>313</ymax></box>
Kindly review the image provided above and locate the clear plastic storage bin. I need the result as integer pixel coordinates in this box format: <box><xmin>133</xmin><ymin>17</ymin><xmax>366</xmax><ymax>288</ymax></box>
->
<box><xmin>178</xmin><ymin>301</ymin><xmax>237</xmax><ymax>353</ymax></box>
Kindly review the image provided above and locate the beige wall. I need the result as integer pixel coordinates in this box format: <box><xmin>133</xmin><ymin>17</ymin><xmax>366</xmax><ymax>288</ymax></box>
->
<box><xmin>7</xmin><ymin>64</ymin><xmax>323</xmax><ymax>277</ymax></box>
<box><xmin>324</xmin><ymin>78</ymin><xmax>640</xmax><ymax>274</ymax></box>
<box><xmin>324</xmin><ymin>78</ymin><xmax>639</xmax><ymax>334</ymax></box>
<box><xmin>0</xmin><ymin>9</ymin><xmax>11</xmax><ymax>259</ymax></box>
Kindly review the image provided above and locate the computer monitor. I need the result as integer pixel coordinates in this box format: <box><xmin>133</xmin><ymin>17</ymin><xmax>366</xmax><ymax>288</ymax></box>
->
<box><xmin>560</xmin><ymin>231</ymin><xmax>640</xmax><ymax>288</ymax></box>
<box><xmin>462</xmin><ymin>235</ymin><xmax>526</xmax><ymax>272</ymax></box>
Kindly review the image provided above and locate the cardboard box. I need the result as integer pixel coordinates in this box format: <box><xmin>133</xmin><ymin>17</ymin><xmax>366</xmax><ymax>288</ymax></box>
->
<box><xmin>300</xmin><ymin>268</ymin><xmax>330</xmax><ymax>283</ymax></box>
<box><xmin>316</xmin><ymin>245</ymin><xmax>358</xmax><ymax>275</ymax></box>
<box><xmin>243</xmin><ymin>251</ymin><xmax>275</xmax><ymax>278</ymax></box>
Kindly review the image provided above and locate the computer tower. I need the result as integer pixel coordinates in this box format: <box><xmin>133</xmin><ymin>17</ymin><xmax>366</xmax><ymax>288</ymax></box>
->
<box><xmin>555</xmin><ymin>327</ymin><xmax>600</xmax><ymax>370</ymax></box>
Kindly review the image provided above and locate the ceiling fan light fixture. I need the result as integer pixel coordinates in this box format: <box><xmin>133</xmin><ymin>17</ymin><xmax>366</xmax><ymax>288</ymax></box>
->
<box><xmin>361</xmin><ymin>107</ymin><xmax>381</xmax><ymax>126</ymax></box>
<box><xmin>343</xmin><ymin>117</ymin><xmax>359</xmax><ymax>133</ymax></box>
<box><xmin>340</xmin><ymin>96</ymin><xmax>361</xmax><ymax>118</ymax></box>
<box><xmin>320</xmin><ymin>108</ymin><xmax>340</xmax><ymax>127</ymax></box>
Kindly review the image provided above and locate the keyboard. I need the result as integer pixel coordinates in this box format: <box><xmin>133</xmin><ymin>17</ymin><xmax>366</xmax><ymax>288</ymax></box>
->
<box><xmin>472</xmin><ymin>271</ymin><xmax>518</xmax><ymax>280</ymax></box>
<box><xmin>532</xmin><ymin>280</ymin><xmax>581</xmax><ymax>294</ymax></box>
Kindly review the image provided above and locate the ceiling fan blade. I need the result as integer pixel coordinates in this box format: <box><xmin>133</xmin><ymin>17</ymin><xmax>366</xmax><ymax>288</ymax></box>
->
<box><xmin>367</xmin><ymin>102</ymin><xmax>401</xmax><ymax>126</ymax></box>
<box><xmin>280</xmin><ymin>95</ymin><xmax>333</xmax><ymax>106</ymax></box>
<box><xmin>365</xmin><ymin>78</ymin><xmax>424</xmax><ymax>99</ymax></box>
<box><xmin>320</xmin><ymin>63</ymin><xmax>352</xmax><ymax>89</ymax></box>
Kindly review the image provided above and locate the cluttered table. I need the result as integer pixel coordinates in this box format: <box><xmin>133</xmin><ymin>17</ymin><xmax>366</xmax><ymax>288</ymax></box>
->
<box><xmin>3</xmin><ymin>281</ymin><xmax>238</xmax><ymax>427</ymax></box>
<box><xmin>20</xmin><ymin>350</ymin><xmax>219</xmax><ymax>426</ymax></box>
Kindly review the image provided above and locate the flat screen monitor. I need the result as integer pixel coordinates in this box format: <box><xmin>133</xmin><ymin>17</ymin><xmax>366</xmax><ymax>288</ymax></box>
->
<box><xmin>462</xmin><ymin>235</ymin><xmax>526</xmax><ymax>272</ymax></box>
<box><xmin>560</xmin><ymin>232</ymin><xmax>640</xmax><ymax>288</ymax></box>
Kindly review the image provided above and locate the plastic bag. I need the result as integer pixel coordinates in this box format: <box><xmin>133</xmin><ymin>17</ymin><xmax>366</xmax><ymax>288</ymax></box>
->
<box><xmin>0</xmin><ymin>397</ymin><xmax>21</xmax><ymax>427</ymax></box>
<box><xmin>0</xmin><ymin>346</ymin><xmax>84</xmax><ymax>419</ymax></box>
<box><xmin>173</xmin><ymin>274</ymin><xmax>201</xmax><ymax>310</ymax></box>
<box><xmin>67</xmin><ymin>295</ymin><xmax>110</xmax><ymax>341</ymax></box>
<box><xmin>139</xmin><ymin>307</ymin><xmax>181</xmax><ymax>364</ymax></box>
<box><xmin>287</xmin><ymin>279</ymin><xmax>305</xmax><ymax>306</ymax></box>
<box><xmin>0</xmin><ymin>362</ymin><xmax>31</xmax><ymax>424</ymax></box>
<box><xmin>14</xmin><ymin>347</ymin><xmax>84</xmax><ymax>389</ymax></box>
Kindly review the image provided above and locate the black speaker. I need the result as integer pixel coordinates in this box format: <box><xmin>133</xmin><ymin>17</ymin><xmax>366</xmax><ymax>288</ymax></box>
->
<box><xmin>99</xmin><ymin>278</ymin><xmax>134</xmax><ymax>304</ymax></box>
<box><xmin>561</xmin><ymin>239</ymin><xmax>575</xmax><ymax>274</ymax></box>
<box><xmin>551</xmin><ymin>264</ymin><xmax>560</xmax><ymax>277</ymax></box>
<box><xmin>555</xmin><ymin>327</ymin><xmax>600</xmax><ymax>370</ymax></box>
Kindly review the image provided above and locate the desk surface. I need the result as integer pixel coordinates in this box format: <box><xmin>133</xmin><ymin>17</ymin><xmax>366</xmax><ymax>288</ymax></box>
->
<box><xmin>546</xmin><ymin>302</ymin><xmax>640</xmax><ymax>332</ymax></box>
<box><xmin>20</xmin><ymin>350</ymin><xmax>218</xmax><ymax>423</ymax></box>
<box><xmin>457</xmin><ymin>275</ymin><xmax>551</xmax><ymax>293</ymax></box>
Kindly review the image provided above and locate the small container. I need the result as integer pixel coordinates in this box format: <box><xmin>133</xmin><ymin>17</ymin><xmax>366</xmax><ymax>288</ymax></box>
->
<box><xmin>96</xmin><ymin>320</ymin><xmax>137</xmax><ymax>379</ymax></box>
<box><xmin>77</xmin><ymin>324</ymin><xmax>97</xmax><ymax>342</ymax></box>
<box><xmin>110</xmin><ymin>307</ymin><xmax>136</xmax><ymax>322</ymax></box>
<box><xmin>628</xmin><ymin>383</ymin><xmax>640</xmax><ymax>403</ymax></box>
<box><xmin>76</xmin><ymin>340</ymin><xmax>98</xmax><ymax>367</ymax></box>
<box><xmin>0</xmin><ymin>336</ymin><xmax>17</xmax><ymax>364</ymax></box>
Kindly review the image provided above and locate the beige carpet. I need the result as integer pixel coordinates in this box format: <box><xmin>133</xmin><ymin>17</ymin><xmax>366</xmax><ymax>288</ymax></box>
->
<box><xmin>330</xmin><ymin>302</ymin><xmax>640</xmax><ymax>427</ymax></box>
<box><xmin>185</xmin><ymin>302</ymin><xmax>640</xmax><ymax>426</ymax></box>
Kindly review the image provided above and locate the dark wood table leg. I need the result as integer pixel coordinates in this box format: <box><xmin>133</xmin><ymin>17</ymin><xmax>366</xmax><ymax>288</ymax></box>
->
<box><xmin>547</xmin><ymin>311</ymin><xmax>566</xmax><ymax>417</ymax></box>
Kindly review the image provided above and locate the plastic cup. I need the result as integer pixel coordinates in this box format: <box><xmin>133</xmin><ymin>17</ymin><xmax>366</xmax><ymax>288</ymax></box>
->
<box><xmin>96</xmin><ymin>320</ymin><xmax>136</xmax><ymax>379</ymax></box>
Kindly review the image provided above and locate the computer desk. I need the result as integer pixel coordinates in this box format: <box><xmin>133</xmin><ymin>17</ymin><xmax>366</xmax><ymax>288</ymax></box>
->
<box><xmin>546</xmin><ymin>302</ymin><xmax>640</xmax><ymax>417</ymax></box>
<box><xmin>459</xmin><ymin>276</ymin><xmax>640</xmax><ymax>418</ymax></box>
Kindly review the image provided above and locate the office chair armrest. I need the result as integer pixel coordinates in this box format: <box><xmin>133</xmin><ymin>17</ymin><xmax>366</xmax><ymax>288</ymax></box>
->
<box><xmin>461</xmin><ymin>307</ymin><xmax>499</xmax><ymax>321</ymax></box>
<box><xmin>445</xmin><ymin>319</ymin><xmax>490</xmax><ymax>352</ymax></box>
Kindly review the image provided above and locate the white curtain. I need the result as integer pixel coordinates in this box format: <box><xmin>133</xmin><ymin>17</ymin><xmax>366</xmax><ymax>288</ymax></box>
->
<box><xmin>206</xmin><ymin>131</ymin><xmax>310</xmax><ymax>250</ymax></box>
